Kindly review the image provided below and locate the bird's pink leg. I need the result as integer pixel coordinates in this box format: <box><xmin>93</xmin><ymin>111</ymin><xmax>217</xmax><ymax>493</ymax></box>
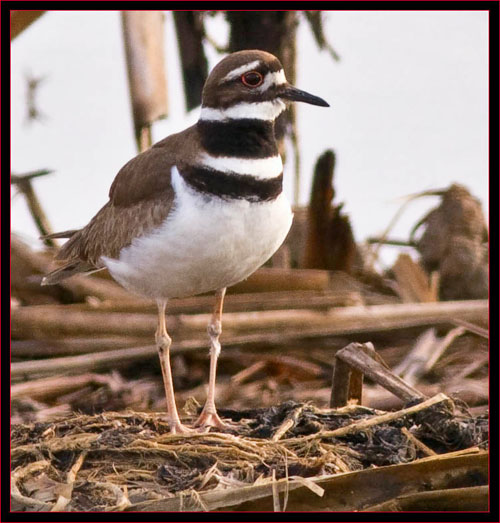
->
<box><xmin>156</xmin><ymin>299</ymin><xmax>193</xmax><ymax>434</ymax></box>
<box><xmin>194</xmin><ymin>288</ymin><xmax>229</xmax><ymax>430</ymax></box>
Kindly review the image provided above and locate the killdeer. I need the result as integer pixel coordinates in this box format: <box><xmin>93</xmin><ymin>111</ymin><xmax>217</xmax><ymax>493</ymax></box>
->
<box><xmin>42</xmin><ymin>50</ymin><xmax>329</xmax><ymax>433</ymax></box>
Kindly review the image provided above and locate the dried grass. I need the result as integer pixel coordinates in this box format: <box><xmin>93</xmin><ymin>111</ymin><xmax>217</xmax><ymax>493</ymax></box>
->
<box><xmin>11</xmin><ymin>394</ymin><xmax>487</xmax><ymax>512</ymax></box>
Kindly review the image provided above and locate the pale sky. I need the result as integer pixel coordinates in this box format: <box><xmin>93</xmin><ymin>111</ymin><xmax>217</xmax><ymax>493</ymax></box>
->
<box><xmin>11</xmin><ymin>11</ymin><xmax>488</xmax><ymax>267</ymax></box>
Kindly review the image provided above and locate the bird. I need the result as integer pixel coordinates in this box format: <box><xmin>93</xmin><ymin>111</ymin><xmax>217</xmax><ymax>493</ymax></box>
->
<box><xmin>42</xmin><ymin>50</ymin><xmax>329</xmax><ymax>434</ymax></box>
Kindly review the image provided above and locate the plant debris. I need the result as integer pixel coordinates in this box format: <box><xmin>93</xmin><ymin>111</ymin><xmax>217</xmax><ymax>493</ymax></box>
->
<box><xmin>11</xmin><ymin>180</ymin><xmax>488</xmax><ymax>511</ymax></box>
<box><xmin>11</xmin><ymin>392</ymin><xmax>488</xmax><ymax>512</ymax></box>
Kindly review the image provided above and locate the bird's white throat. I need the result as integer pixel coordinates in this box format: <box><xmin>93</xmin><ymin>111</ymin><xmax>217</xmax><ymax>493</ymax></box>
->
<box><xmin>200</xmin><ymin>99</ymin><xmax>286</xmax><ymax>122</ymax></box>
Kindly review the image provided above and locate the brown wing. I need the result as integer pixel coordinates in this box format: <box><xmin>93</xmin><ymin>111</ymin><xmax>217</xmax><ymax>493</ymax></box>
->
<box><xmin>46</xmin><ymin>126</ymin><xmax>198</xmax><ymax>282</ymax></box>
<box><xmin>55</xmin><ymin>197</ymin><xmax>173</xmax><ymax>267</ymax></box>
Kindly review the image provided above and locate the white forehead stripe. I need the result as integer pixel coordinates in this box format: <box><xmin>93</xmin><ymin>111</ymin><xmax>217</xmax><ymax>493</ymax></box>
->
<box><xmin>200</xmin><ymin>100</ymin><xmax>286</xmax><ymax>121</ymax></box>
<box><xmin>222</xmin><ymin>60</ymin><xmax>261</xmax><ymax>82</ymax></box>
<box><xmin>199</xmin><ymin>153</ymin><xmax>283</xmax><ymax>179</ymax></box>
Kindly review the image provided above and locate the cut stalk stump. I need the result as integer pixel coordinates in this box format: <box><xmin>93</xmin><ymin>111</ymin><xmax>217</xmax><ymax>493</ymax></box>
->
<box><xmin>330</xmin><ymin>342</ymin><xmax>426</xmax><ymax>408</ymax></box>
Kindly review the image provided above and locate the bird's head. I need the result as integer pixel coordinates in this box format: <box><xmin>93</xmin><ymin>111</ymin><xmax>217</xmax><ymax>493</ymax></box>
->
<box><xmin>201</xmin><ymin>50</ymin><xmax>329</xmax><ymax>121</ymax></box>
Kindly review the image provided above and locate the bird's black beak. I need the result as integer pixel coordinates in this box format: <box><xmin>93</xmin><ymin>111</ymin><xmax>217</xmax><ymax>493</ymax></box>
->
<box><xmin>280</xmin><ymin>84</ymin><xmax>329</xmax><ymax>107</ymax></box>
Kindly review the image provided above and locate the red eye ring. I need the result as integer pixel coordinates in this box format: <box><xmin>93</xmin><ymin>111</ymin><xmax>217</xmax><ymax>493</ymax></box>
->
<box><xmin>241</xmin><ymin>71</ymin><xmax>264</xmax><ymax>88</ymax></box>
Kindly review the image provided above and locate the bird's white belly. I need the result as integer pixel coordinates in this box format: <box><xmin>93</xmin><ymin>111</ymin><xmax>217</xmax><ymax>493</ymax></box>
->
<box><xmin>103</xmin><ymin>168</ymin><xmax>293</xmax><ymax>299</ymax></box>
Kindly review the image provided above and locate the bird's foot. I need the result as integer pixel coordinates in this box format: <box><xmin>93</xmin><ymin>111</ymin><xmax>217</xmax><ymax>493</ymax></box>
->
<box><xmin>193</xmin><ymin>409</ymin><xmax>232</xmax><ymax>432</ymax></box>
<box><xmin>168</xmin><ymin>420</ymin><xmax>195</xmax><ymax>435</ymax></box>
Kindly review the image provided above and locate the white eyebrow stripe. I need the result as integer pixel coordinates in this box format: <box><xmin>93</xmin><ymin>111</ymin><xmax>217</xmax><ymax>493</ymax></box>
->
<box><xmin>200</xmin><ymin>100</ymin><xmax>287</xmax><ymax>121</ymax></box>
<box><xmin>199</xmin><ymin>154</ymin><xmax>283</xmax><ymax>179</ymax></box>
<box><xmin>257</xmin><ymin>69</ymin><xmax>287</xmax><ymax>92</ymax></box>
<box><xmin>222</xmin><ymin>60</ymin><xmax>262</xmax><ymax>82</ymax></box>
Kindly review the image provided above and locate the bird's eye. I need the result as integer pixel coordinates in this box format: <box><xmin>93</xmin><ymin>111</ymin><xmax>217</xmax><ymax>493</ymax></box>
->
<box><xmin>241</xmin><ymin>71</ymin><xmax>264</xmax><ymax>88</ymax></box>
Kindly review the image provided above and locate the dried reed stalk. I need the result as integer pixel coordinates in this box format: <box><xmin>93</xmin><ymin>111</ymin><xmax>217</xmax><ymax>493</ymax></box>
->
<box><xmin>12</xmin><ymin>300</ymin><xmax>488</xmax><ymax>340</ymax></box>
<box><xmin>121</xmin><ymin>11</ymin><xmax>168</xmax><ymax>147</ymax></box>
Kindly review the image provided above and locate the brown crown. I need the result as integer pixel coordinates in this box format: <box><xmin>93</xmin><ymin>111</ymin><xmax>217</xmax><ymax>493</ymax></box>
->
<box><xmin>201</xmin><ymin>50</ymin><xmax>284</xmax><ymax>109</ymax></box>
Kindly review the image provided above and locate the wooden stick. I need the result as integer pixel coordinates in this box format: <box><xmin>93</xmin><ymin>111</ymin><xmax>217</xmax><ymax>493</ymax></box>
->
<box><xmin>363</xmin><ymin>485</ymin><xmax>488</xmax><ymax>512</ymax></box>
<box><xmin>12</xmin><ymin>328</ymin><xmax>341</xmax><ymax>378</ymax></box>
<box><xmin>361</xmin><ymin>374</ymin><xmax>488</xmax><ymax>411</ymax></box>
<box><xmin>172</xmin><ymin>12</ymin><xmax>208</xmax><ymax>111</ymax></box>
<box><xmin>400</xmin><ymin>427</ymin><xmax>437</xmax><ymax>457</ymax></box>
<box><xmin>393</xmin><ymin>327</ymin><xmax>437</xmax><ymax>379</ymax></box>
<box><xmin>11</xmin><ymin>171</ymin><xmax>55</xmax><ymax>246</ymax></box>
<box><xmin>343</xmin><ymin>343</ymin><xmax>379</xmax><ymax>406</ymax></box>
<box><xmin>230</xmin><ymin>268</ymin><xmax>331</xmax><ymax>293</ymax></box>
<box><xmin>331</xmin><ymin>342</ymin><xmax>425</xmax><ymax>408</ymax></box>
<box><xmin>10</xmin><ymin>11</ymin><xmax>45</xmax><ymax>40</ymax></box>
<box><xmin>11</xmin><ymin>169</ymin><xmax>53</xmax><ymax>183</ymax></box>
<box><xmin>11</xmin><ymin>344</ymin><xmax>158</xmax><ymax>378</ymax></box>
<box><xmin>12</xmin><ymin>308</ymin><xmax>158</xmax><ymax>339</ymax></box>
<box><xmin>330</xmin><ymin>356</ymin><xmax>351</xmax><ymax>408</ymax></box>
<box><xmin>283</xmin><ymin>393</ymin><xmax>452</xmax><ymax>443</ymax></box>
<box><xmin>138</xmin><ymin>125</ymin><xmax>152</xmax><ymax>153</ymax></box>
<box><xmin>11</xmin><ymin>289</ymin><xmax>363</xmax><ymax>316</ymax></box>
<box><xmin>231</xmin><ymin>361</ymin><xmax>267</xmax><ymax>386</ymax></box>
<box><xmin>121</xmin><ymin>11</ymin><xmax>168</xmax><ymax>149</ymax></box>
<box><xmin>11</xmin><ymin>300</ymin><xmax>488</xmax><ymax>340</ymax></box>
<box><xmin>367</xmin><ymin>238</ymin><xmax>416</xmax><ymax>248</ymax></box>
<box><xmin>11</xmin><ymin>373</ymin><xmax>102</xmax><ymax>400</ymax></box>
<box><xmin>12</xmin><ymin>337</ymin><xmax>145</xmax><ymax>358</ymax></box>
<box><xmin>450</xmin><ymin>318</ymin><xmax>489</xmax><ymax>339</ymax></box>
<box><xmin>395</xmin><ymin>326</ymin><xmax>466</xmax><ymax>385</ymax></box>
<box><xmin>272</xmin><ymin>405</ymin><xmax>305</xmax><ymax>441</ymax></box>
<box><xmin>272</xmin><ymin>469</ymin><xmax>281</xmax><ymax>512</ymax></box>
<box><xmin>424</xmin><ymin>326</ymin><xmax>466</xmax><ymax>371</ymax></box>
<box><xmin>452</xmin><ymin>357</ymin><xmax>488</xmax><ymax>381</ymax></box>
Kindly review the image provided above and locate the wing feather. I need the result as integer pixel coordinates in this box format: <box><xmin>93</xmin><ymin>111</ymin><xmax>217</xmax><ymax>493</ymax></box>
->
<box><xmin>44</xmin><ymin>126</ymin><xmax>198</xmax><ymax>284</ymax></box>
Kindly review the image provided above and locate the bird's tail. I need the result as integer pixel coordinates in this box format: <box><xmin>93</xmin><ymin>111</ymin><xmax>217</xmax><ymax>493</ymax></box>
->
<box><xmin>40</xmin><ymin>228</ymin><xmax>103</xmax><ymax>285</ymax></box>
<box><xmin>40</xmin><ymin>229</ymin><xmax>80</xmax><ymax>240</ymax></box>
<box><xmin>41</xmin><ymin>261</ymin><xmax>99</xmax><ymax>286</ymax></box>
